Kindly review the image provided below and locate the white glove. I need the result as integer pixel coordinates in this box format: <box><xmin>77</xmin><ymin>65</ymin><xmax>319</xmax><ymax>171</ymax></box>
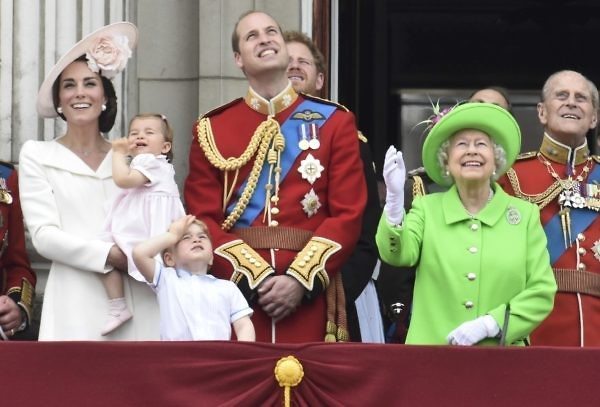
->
<box><xmin>383</xmin><ymin>145</ymin><xmax>406</xmax><ymax>225</ymax></box>
<box><xmin>446</xmin><ymin>315</ymin><xmax>500</xmax><ymax>346</ymax></box>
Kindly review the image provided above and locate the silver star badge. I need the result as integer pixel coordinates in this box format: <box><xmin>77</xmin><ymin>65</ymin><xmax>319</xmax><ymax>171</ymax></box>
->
<box><xmin>301</xmin><ymin>188</ymin><xmax>321</xmax><ymax>217</ymax></box>
<box><xmin>297</xmin><ymin>153</ymin><xmax>324</xmax><ymax>184</ymax></box>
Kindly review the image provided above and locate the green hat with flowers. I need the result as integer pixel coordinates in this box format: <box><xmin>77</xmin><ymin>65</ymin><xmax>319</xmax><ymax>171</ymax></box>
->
<box><xmin>421</xmin><ymin>102</ymin><xmax>521</xmax><ymax>186</ymax></box>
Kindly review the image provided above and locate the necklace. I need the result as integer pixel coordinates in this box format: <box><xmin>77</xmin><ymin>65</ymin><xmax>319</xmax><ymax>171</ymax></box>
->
<box><xmin>61</xmin><ymin>140</ymin><xmax>104</xmax><ymax>158</ymax></box>
<box><xmin>76</xmin><ymin>149</ymin><xmax>93</xmax><ymax>157</ymax></box>
<box><xmin>537</xmin><ymin>153</ymin><xmax>593</xmax><ymax>248</ymax></box>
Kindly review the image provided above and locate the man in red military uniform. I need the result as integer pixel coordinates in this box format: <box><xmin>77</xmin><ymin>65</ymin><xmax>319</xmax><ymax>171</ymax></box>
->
<box><xmin>0</xmin><ymin>162</ymin><xmax>36</xmax><ymax>340</ymax></box>
<box><xmin>184</xmin><ymin>11</ymin><xmax>366</xmax><ymax>343</ymax></box>
<box><xmin>284</xmin><ymin>30</ymin><xmax>383</xmax><ymax>342</ymax></box>
<box><xmin>499</xmin><ymin>70</ymin><xmax>600</xmax><ymax>346</ymax></box>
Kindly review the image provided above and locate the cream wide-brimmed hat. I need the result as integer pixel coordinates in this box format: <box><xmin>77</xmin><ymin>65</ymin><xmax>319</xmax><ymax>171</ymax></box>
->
<box><xmin>36</xmin><ymin>21</ymin><xmax>138</xmax><ymax>118</ymax></box>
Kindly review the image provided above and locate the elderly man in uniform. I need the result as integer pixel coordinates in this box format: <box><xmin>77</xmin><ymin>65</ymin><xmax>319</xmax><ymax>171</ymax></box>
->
<box><xmin>499</xmin><ymin>70</ymin><xmax>600</xmax><ymax>346</ymax></box>
<box><xmin>0</xmin><ymin>161</ymin><xmax>36</xmax><ymax>340</ymax></box>
<box><xmin>184</xmin><ymin>11</ymin><xmax>366</xmax><ymax>343</ymax></box>
<box><xmin>284</xmin><ymin>30</ymin><xmax>384</xmax><ymax>342</ymax></box>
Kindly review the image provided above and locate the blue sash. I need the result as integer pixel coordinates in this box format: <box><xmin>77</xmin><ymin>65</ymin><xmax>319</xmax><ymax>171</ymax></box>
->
<box><xmin>545</xmin><ymin>163</ymin><xmax>600</xmax><ymax>263</ymax></box>
<box><xmin>227</xmin><ymin>100</ymin><xmax>337</xmax><ymax>227</ymax></box>
<box><xmin>0</xmin><ymin>164</ymin><xmax>13</xmax><ymax>180</ymax></box>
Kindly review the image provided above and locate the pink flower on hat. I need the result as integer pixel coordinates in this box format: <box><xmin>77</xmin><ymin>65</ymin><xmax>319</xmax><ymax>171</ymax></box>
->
<box><xmin>85</xmin><ymin>35</ymin><xmax>132</xmax><ymax>79</ymax></box>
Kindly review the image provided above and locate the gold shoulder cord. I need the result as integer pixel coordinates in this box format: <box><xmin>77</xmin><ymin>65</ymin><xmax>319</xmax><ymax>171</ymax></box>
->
<box><xmin>196</xmin><ymin>117</ymin><xmax>283</xmax><ymax>231</ymax></box>
<box><xmin>411</xmin><ymin>175</ymin><xmax>426</xmax><ymax>197</ymax></box>
<box><xmin>505</xmin><ymin>168</ymin><xmax>562</xmax><ymax>209</ymax></box>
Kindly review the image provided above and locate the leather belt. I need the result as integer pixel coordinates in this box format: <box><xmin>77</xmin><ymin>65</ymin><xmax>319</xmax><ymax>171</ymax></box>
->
<box><xmin>553</xmin><ymin>268</ymin><xmax>600</xmax><ymax>298</ymax></box>
<box><xmin>232</xmin><ymin>226</ymin><xmax>313</xmax><ymax>251</ymax></box>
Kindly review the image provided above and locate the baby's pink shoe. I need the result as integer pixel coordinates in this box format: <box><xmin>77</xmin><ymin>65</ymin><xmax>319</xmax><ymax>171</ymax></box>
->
<box><xmin>101</xmin><ymin>297</ymin><xmax>133</xmax><ymax>336</ymax></box>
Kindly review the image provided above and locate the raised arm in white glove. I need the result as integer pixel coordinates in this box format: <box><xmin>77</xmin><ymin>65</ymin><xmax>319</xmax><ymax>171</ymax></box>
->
<box><xmin>446</xmin><ymin>315</ymin><xmax>500</xmax><ymax>346</ymax></box>
<box><xmin>383</xmin><ymin>145</ymin><xmax>406</xmax><ymax>225</ymax></box>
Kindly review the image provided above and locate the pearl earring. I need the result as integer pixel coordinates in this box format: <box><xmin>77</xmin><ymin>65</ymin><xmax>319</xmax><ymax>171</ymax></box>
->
<box><xmin>57</xmin><ymin>106</ymin><xmax>63</xmax><ymax>114</ymax></box>
<box><xmin>101</xmin><ymin>104</ymin><xmax>107</xmax><ymax>112</ymax></box>
<box><xmin>444</xmin><ymin>170</ymin><xmax>450</xmax><ymax>177</ymax></box>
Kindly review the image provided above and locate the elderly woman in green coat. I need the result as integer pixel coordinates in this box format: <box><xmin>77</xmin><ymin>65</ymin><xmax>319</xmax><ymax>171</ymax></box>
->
<box><xmin>376</xmin><ymin>103</ymin><xmax>556</xmax><ymax>346</ymax></box>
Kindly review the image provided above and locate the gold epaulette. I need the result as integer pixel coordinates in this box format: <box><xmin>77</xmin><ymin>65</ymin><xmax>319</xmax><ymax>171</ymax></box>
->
<box><xmin>357</xmin><ymin>131</ymin><xmax>368</xmax><ymax>143</ymax></box>
<box><xmin>515</xmin><ymin>151</ymin><xmax>537</xmax><ymax>160</ymax></box>
<box><xmin>300</xmin><ymin>93</ymin><xmax>349</xmax><ymax>112</ymax></box>
<box><xmin>200</xmin><ymin>98</ymin><xmax>244</xmax><ymax>118</ymax></box>
<box><xmin>287</xmin><ymin>237</ymin><xmax>341</xmax><ymax>291</ymax></box>
<box><xmin>592</xmin><ymin>155</ymin><xmax>600</xmax><ymax>164</ymax></box>
<box><xmin>214</xmin><ymin>240</ymin><xmax>274</xmax><ymax>289</ymax></box>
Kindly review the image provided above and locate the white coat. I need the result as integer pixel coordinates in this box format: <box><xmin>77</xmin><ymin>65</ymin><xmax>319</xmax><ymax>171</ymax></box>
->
<box><xmin>19</xmin><ymin>139</ymin><xmax>159</xmax><ymax>340</ymax></box>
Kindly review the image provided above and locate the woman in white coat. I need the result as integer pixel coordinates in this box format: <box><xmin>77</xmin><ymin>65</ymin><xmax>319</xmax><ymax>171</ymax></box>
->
<box><xmin>19</xmin><ymin>22</ymin><xmax>159</xmax><ymax>340</ymax></box>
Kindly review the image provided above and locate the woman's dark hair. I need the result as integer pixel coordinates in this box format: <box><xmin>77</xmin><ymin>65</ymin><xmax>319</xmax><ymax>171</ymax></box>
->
<box><xmin>51</xmin><ymin>55</ymin><xmax>118</xmax><ymax>133</ymax></box>
<box><xmin>468</xmin><ymin>86</ymin><xmax>513</xmax><ymax>114</ymax></box>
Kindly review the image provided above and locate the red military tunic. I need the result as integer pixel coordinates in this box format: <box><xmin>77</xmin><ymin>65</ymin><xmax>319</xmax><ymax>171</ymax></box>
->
<box><xmin>499</xmin><ymin>133</ymin><xmax>600</xmax><ymax>346</ymax></box>
<box><xmin>184</xmin><ymin>85</ymin><xmax>366</xmax><ymax>342</ymax></box>
<box><xmin>0</xmin><ymin>162</ymin><xmax>36</xmax><ymax>332</ymax></box>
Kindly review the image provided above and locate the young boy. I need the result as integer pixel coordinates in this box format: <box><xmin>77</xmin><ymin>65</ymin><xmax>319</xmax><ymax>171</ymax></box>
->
<box><xmin>133</xmin><ymin>214</ymin><xmax>255</xmax><ymax>341</ymax></box>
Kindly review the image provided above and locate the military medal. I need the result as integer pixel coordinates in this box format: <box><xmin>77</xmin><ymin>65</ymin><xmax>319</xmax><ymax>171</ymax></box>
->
<box><xmin>584</xmin><ymin>183</ymin><xmax>600</xmax><ymax>211</ymax></box>
<box><xmin>539</xmin><ymin>153</ymin><xmax>592</xmax><ymax>248</ymax></box>
<box><xmin>298</xmin><ymin>123</ymin><xmax>310</xmax><ymax>150</ymax></box>
<box><xmin>298</xmin><ymin>153</ymin><xmax>324</xmax><ymax>184</ymax></box>
<box><xmin>301</xmin><ymin>188</ymin><xmax>321</xmax><ymax>217</ymax></box>
<box><xmin>308</xmin><ymin>123</ymin><xmax>320</xmax><ymax>150</ymax></box>
<box><xmin>558</xmin><ymin>180</ymin><xmax>585</xmax><ymax>209</ymax></box>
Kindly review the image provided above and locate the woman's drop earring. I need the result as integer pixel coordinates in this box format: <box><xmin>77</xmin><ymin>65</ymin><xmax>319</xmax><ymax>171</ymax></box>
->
<box><xmin>101</xmin><ymin>104</ymin><xmax>107</xmax><ymax>112</ymax></box>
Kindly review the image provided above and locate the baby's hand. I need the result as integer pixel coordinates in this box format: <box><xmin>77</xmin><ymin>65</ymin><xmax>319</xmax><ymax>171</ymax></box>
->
<box><xmin>169</xmin><ymin>215</ymin><xmax>197</xmax><ymax>239</ymax></box>
<box><xmin>111</xmin><ymin>138</ymin><xmax>131</xmax><ymax>154</ymax></box>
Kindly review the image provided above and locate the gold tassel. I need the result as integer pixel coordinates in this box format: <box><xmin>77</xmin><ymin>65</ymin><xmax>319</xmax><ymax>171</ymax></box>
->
<box><xmin>565</xmin><ymin>207</ymin><xmax>572</xmax><ymax>247</ymax></box>
<box><xmin>560</xmin><ymin>208</ymin><xmax>568</xmax><ymax>249</ymax></box>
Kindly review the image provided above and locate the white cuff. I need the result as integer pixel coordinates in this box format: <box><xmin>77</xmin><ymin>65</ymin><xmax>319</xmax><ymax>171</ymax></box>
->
<box><xmin>384</xmin><ymin>205</ymin><xmax>404</xmax><ymax>226</ymax></box>
<box><xmin>482</xmin><ymin>314</ymin><xmax>500</xmax><ymax>337</ymax></box>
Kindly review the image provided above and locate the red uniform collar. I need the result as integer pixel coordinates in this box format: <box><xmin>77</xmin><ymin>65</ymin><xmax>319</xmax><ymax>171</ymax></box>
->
<box><xmin>243</xmin><ymin>83</ymin><xmax>298</xmax><ymax>116</ymax></box>
<box><xmin>539</xmin><ymin>132</ymin><xmax>590</xmax><ymax>166</ymax></box>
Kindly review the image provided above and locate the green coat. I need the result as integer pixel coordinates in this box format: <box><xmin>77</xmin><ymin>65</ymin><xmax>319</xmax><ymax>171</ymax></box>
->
<box><xmin>376</xmin><ymin>184</ymin><xmax>556</xmax><ymax>345</ymax></box>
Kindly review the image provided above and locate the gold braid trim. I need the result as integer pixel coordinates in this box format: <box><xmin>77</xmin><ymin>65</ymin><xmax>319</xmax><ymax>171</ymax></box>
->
<box><xmin>197</xmin><ymin>117</ymin><xmax>262</xmax><ymax>170</ymax></box>
<box><xmin>505</xmin><ymin>168</ymin><xmax>563</xmax><ymax>209</ymax></box>
<box><xmin>287</xmin><ymin>237</ymin><xmax>340</xmax><ymax>291</ymax></box>
<box><xmin>214</xmin><ymin>239</ymin><xmax>274</xmax><ymax>289</ymax></box>
<box><xmin>411</xmin><ymin>175</ymin><xmax>426</xmax><ymax>198</ymax></box>
<box><xmin>6</xmin><ymin>278</ymin><xmax>34</xmax><ymax>326</ymax></box>
<box><xmin>197</xmin><ymin>117</ymin><xmax>283</xmax><ymax>231</ymax></box>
